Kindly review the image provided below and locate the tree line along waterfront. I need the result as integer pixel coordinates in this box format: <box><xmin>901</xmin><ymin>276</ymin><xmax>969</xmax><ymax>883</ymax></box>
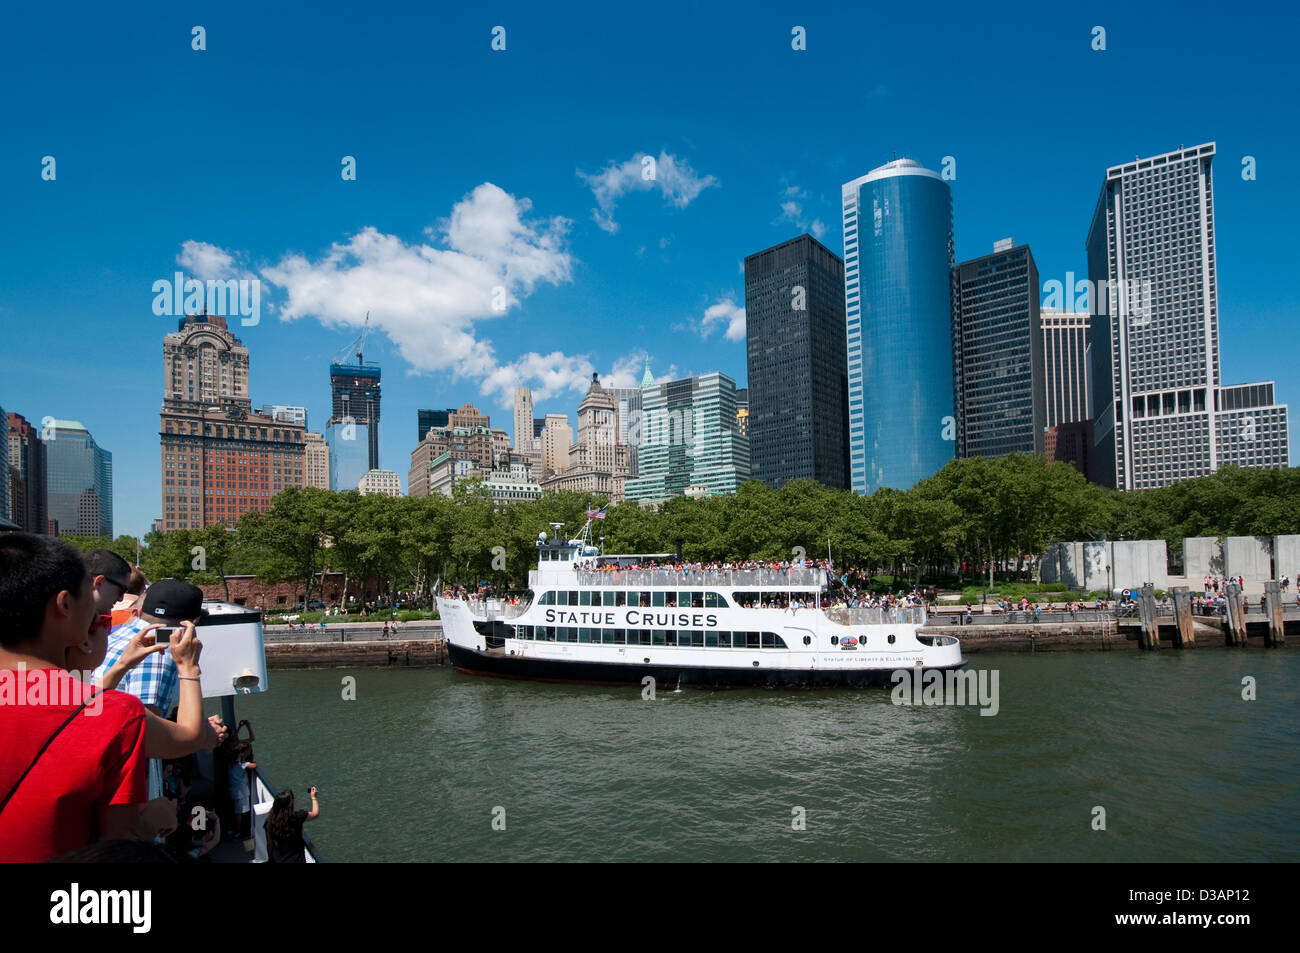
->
<box><xmin>62</xmin><ymin>456</ymin><xmax>1300</xmax><ymax>606</ymax></box>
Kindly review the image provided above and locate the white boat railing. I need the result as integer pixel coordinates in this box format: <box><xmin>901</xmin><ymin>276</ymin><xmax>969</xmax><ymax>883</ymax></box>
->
<box><xmin>572</xmin><ymin>568</ymin><xmax>827</xmax><ymax>588</ymax></box>
<box><xmin>466</xmin><ymin>598</ymin><xmax>532</xmax><ymax>620</ymax></box>
<box><xmin>825</xmin><ymin>606</ymin><xmax>927</xmax><ymax>626</ymax></box>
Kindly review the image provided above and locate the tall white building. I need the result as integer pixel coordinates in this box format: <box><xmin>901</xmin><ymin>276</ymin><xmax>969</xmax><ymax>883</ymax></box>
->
<box><xmin>540</xmin><ymin>414</ymin><xmax>572</xmax><ymax>475</ymax></box>
<box><xmin>1040</xmin><ymin>310</ymin><xmax>1091</xmax><ymax>429</ymax></box>
<box><xmin>303</xmin><ymin>431</ymin><xmax>330</xmax><ymax>489</ymax></box>
<box><xmin>1087</xmin><ymin>142</ymin><xmax>1288</xmax><ymax>489</ymax></box>
<box><xmin>513</xmin><ymin>387</ymin><xmax>537</xmax><ymax>456</ymax></box>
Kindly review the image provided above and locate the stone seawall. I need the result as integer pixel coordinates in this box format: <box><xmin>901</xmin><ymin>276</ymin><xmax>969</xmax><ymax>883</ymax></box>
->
<box><xmin>923</xmin><ymin>622</ymin><xmax>1122</xmax><ymax>653</ymax></box>
<box><xmin>265</xmin><ymin>638</ymin><xmax>446</xmax><ymax>669</ymax></box>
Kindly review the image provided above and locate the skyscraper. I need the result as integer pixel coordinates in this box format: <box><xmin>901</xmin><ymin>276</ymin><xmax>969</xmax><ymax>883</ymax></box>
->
<box><xmin>607</xmin><ymin>384</ymin><xmax>643</xmax><ymax>478</ymax></box>
<box><xmin>539</xmin><ymin>375</ymin><xmax>629</xmax><ymax>500</ymax></box>
<box><xmin>744</xmin><ymin>234</ymin><xmax>848</xmax><ymax>490</ymax></box>
<box><xmin>0</xmin><ymin>401</ymin><xmax>9</xmax><ymax>528</ymax></box>
<box><xmin>952</xmin><ymin>241</ymin><xmax>1045</xmax><ymax>458</ymax></box>
<box><xmin>328</xmin><ymin>362</ymin><xmax>381</xmax><ymax>487</ymax></box>
<box><xmin>303</xmin><ymin>431</ymin><xmax>330</xmax><ymax>489</ymax></box>
<box><xmin>45</xmin><ymin>419</ymin><xmax>113</xmax><ymax>537</ymax></box>
<box><xmin>625</xmin><ymin>371</ymin><xmax>750</xmax><ymax>504</ymax></box>
<box><xmin>1086</xmin><ymin>142</ymin><xmax>1289</xmax><ymax>489</ymax></box>
<box><xmin>513</xmin><ymin>387</ymin><xmax>535</xmax><ymax>454</ymax></box>
<box><xmin>1040</xmin><ymin>310</ymin><xmax>1091</xmax><ymax>430</ymax></box>
<box><xmin>417</xmin><ymin>408</ymin><xmax>454</xmax><ymax>445</ymax></box>
<box><xmin>540</xmin><ymin>414</ymin><xmax>573</xmax><ymax>475</ymax></box>
<box><xmin>160</xmin><ymin>314</ymin><xmax>305</xmax><ymax>531</ymax></box>
<box><xmin>7</xmin><ymin>412</ymin><xmax>48</xmax><ymax>534</ymax></box>
<box><xmin>842</xmin><ymin>158</ymin><xmax>955</xmax><ymax>493</ymax></box>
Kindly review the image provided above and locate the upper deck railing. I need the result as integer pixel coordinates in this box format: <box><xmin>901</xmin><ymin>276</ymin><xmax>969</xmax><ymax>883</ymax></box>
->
<box><xmin>825</xmin><ymin>606</ymin><xmax>926</xmax><ymax>626</ymax></box>
<box><xmin>566</xmin><ymin>567</ymin><xmax>828</xmax><ymax>589</ymax></box>
<box><xmin>465</xmin><ymin>599</ymin><xmax>532</xmax><ymax>620</ymax></box>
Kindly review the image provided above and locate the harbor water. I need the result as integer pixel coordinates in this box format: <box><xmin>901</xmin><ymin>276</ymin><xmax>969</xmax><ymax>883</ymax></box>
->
<box><xmin>229</xmin><ymin>649</ymin><xmax>1300</xmax><ymax>862</ymax></box>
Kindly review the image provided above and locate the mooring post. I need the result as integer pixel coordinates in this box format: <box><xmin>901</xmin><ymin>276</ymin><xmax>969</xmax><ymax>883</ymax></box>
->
<box><xmin>1264</xmin><ymin>580</ymin><xmax>1285</xmax><ymax>647</ymax></box>
<box><xmin>1171</xmin><ymin>586</ymin><xmax>1195</xmax><ymax>648</ymax></box>
<box><xmin>1137</xmin><ymin>584</ymin><xmax>1160</xmax><ymax>650</ymax></box>
<box><xmin>1224</xmin><ymin>583</ymin><xmax>1247</xmax><ymax>646</ymax></box>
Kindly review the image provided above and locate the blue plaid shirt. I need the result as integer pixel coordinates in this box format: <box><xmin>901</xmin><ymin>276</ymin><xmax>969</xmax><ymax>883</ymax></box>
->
<box><xmin>92</xmin><ymin>617</ymin><xmax>180</xmax><ymax>715</ymax></box>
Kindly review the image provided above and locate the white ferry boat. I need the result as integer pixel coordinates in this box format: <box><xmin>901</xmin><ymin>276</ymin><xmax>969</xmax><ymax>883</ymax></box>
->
<box><xmin>437</xmin><ymin>524</ymin><xmax>964</xmax><ymax>688</ymax></box>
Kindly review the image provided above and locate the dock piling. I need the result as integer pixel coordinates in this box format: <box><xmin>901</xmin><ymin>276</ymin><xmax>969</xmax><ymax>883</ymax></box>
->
<box><xmin>1224</xmin><ymin>583</ymin><xmax>1247</xmax><ymax>646</ymax></box>
<box><xmin>1170</xmin><ymin>586</ymin><xmax>1195</xmax><ymax>648</ymax></box>
<box><xmin>1137</xmin><ymin>584</ymin><xmax>1160</xmax><ymax>650</ymax></box>
<box><xmin>1265</xmin><ymin>580</ymin><xmax>1286</xmax><ymax>647</ymax></box>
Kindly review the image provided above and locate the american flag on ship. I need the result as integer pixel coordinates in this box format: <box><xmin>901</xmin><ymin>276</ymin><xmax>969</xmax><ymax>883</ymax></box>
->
<box><xmin>586</xmin><ymin>507</ymin><xmax>607</xmax><ymax>520</ymax></box>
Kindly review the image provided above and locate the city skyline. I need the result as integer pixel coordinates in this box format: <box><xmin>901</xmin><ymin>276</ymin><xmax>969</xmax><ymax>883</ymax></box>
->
<box><xmin>3</xmin><ymin>3</ymin><xmax>1297</xmax><ymax>536</ymax></box>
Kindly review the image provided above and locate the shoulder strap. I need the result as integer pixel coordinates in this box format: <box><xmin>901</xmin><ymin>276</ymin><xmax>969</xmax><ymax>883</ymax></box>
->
<box><xmin>0</xmin><ymin>687</ymin><xmax>101</xmax><ymax>816</ymax></box>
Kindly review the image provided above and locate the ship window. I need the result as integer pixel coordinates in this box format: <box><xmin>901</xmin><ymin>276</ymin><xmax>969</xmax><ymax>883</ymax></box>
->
<box><xmin>632</xmin><ymin>629</ymin><xmax>650</xmax><ymax>645</ymax></box>
<box><xmin>613</xmin><ymin>591</ymin><xmax>626</xmax><ymax>607</ymax></box>
<box><xmin>705</xmin><ymin>631</ymin><xmax>719</xmax><ymax>647</ymax></box>
<box><xmin>603</xmin><ymin>591</ymin><xmax>619</xmax><ymax>607</ymax></box>
<box><xmin>687</xmin><ymin>631</ymin><xmax>704</xmax><ymax>647</ymax></box>
<box><xmin>625</xmin><ymin>590</ymin><xmax>640</xmax><ymax>607</ymax></box>
<box><xmin>664</xmin><ymin>631</ymin><xmax>677</xmax><ymax>646</ymax></box>
<box><xmin>579</xmin><ymin>627</ymin><xmax>594</xmax><ymax>643</ymax></box>
<box><xmin>717</xmin><ymin>631</ymin><xmax>731</xmax><ymax>648</ymax></box>
<box><xmin>704</xmin><ymin>592</ymin><xmax>722</xmax><ymax>608</ymax></box>
<box><xmin>746</xmin><ymin>632</ymin><xmax>761</xmax><ymax>649</ymax></box>
<box><xmin>566</xmin><ymin>628</ymin><xmax>580</xmax><ymax>643</ymax></box>
<box><xmin>652</xmin><ymin>630</ymin><xmax>667</xmax><ymax>646</ymax></box>
<box><xmin>761</xmin><ymin>632</ymin><xmax>777</xmax><ymax>648</ymax></box>
<box><xmin>517</xmin><ymin>626</ymin><xmax>531</xmax><ymax>639</ymax></box>
<box><xmin>539</xmin><ymin>626</ymin><xmax>555</xmax><ymax>641</ymax></box>
<box><xmin>540</xmin><ymin>592</ymin><xmax>554</xmax><ymax>605</ymax></box>
<box><xmin>663</xmin><ymin>592</ymin><xmax>677</xmax><ymax>608</ymax></box>
<box><xmin>579</xmin><ymin>591</ymin><xmax>593</xmax><ymax>606</ymax></box>
<box><xmin>652</xmin><ymin>591</ymin><xmax>666</xmax><ymax>607</ymax></box>
<box><xmin>605</xmin><ymin>629</ymin><xmax>621</xmax><ymax>644</ymax></box>
<box><xmin>567</xmin><ymin>591</ymin><xmax>578</xmax><ymax>605</ymax></box>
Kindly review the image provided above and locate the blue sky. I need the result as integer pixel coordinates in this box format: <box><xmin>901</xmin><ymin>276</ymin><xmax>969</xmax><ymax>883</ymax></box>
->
<box><xmin>2</xmin><ymin>1</ymin><xmax>1296</xmax><ymax>538</ymax></box>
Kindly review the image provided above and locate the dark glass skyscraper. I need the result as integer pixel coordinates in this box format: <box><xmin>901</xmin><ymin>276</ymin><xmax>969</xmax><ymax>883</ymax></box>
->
<box><xmin>952</xmin><ymin>242</ymin><xmax>1045</xmax><ymax>458</ymax></box>
<box><xmin>743</xmin><ymin>234</ymin><xmax>848</xmax><ymax>490</ymax></box>
<box><xmin>45</xmin><ymin>419</ymin><xmax>112</xmax><ymax>537</ymax></box>
<box><xmin>329</xmin><ymin>363</ymin><xmax>381</xmax><ymax>486</ymax></box>
<box><xmin>842</xmin><ymin>159</ymin><xmax>955</xmax><ymax>493</ymax></box>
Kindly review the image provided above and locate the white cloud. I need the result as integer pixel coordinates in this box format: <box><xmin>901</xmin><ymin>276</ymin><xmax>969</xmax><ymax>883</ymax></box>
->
<box><xmin>252</xmin><ymin>182</ymin><xmax>575</xmax><ymax>392</ymax></box>
<box><xmin>775</xmin><ymin>186</ymin><xmax>828</xmax><ymax>239</ymax></box>
<box><xmin>178</xmin><ymin>241</ymin><xmax>236</xmax><ymax>279</ymax></box>
<box><xmin>699</xmin><ymin>298</ymin><xmax>746</xmax><ymax>342</ymax></box>
<box><xmin>579</xmin><ymin>151</ymin><xmax>718</xmax><ymax>233</ymax></box>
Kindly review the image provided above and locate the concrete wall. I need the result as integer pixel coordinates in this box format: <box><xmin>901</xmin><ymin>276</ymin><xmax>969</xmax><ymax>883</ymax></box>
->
<box><xmin>1223</xmin><ymin>535</ymin><xmax>1272</xmax><ymax>581</ymax></box>
<box><xmin>1183</xmin><ymin>537</ymin><xmax>1222</xmax><ymax>581</ymax></box>
<box><xmin>1040</xmin><ymin>540</ymin><xmax>1167</xmax><ymax>591</ymax></box>
<box><xmin>1109</xmin><ymin>540</ymin><xmax>1168</xmax><ymax>591</ymax></box>
<box><xmin>1275</xmin><ymin>535</ymin><xmax>1300</xmax><ymax>582</ymax></box>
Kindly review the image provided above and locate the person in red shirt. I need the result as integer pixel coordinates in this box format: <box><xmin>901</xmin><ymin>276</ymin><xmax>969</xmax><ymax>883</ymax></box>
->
<box><xmin>0</xmin><ymin>534</ymin><xmax>151</xmax><ymax>862</ymax></box>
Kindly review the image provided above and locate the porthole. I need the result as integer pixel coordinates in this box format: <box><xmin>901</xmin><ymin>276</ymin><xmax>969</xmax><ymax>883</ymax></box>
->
<box><xmin>752</xmin><ymin>661</ymin><xmax>759</xmax><ymax>667</ymax></box>
<box><xmin>802</xmin><ymin>635</ymin><xmax>811</xmax><ymax>646</ymax></box>
<box><xmin>887</xmin><ymin>634</ymin><xmax>896</xmax><ymax>644</ymax></box>
<box><xmin>643</xmin><ymin>658</ymin><xmax>650</xmax><ymax>664</ymax></box>
<box><xmin>831</xmin><ymin>636</ymin><xmax>839</xmax><ymax>646</ymax></box>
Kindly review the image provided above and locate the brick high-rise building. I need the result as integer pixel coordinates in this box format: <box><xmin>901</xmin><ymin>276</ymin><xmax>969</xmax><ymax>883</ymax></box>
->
<box><xmin>160</xmin><ymin>314</ymin><xmax>305</xmax><ymax>531</ymax></box>
<box><xmin>7</xmin><ymin>412</ymin><xmax>48</xmax><ymax>534</ymax></box>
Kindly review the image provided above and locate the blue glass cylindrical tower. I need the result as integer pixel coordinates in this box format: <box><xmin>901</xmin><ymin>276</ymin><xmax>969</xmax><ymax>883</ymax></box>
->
<box><xmin>842</xmin><ymin>159</ymin><xmax>954</xmax><ymax>493</ymax></box>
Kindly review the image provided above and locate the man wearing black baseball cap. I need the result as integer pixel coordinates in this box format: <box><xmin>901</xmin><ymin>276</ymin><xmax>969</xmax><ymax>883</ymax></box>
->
<box><xmin>90</xmin><ymin>579</ymin><xmax>212</xmax><ymax>800</ymax></box>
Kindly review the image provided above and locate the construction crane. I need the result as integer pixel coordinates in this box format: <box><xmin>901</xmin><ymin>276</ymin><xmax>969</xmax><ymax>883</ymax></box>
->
<box><xmin>333</xmin><ymin>311</ymin><xmax>371</xmax><ymax>366</ymax></box>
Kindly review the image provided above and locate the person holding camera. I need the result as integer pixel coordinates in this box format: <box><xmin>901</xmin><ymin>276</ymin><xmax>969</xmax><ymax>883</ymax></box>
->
<box><xmin>266</xmin><ymin>786</ymin><xmax>320</xmax><ymax>863</ymax></box>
